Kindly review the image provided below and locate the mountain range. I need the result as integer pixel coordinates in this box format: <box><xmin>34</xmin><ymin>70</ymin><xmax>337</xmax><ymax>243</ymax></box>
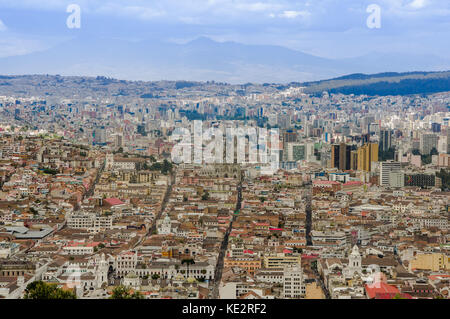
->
<box><xmin>0</xmin><ymin>36</ymin><xmax>449</xmax><ymax>84</ymax></box>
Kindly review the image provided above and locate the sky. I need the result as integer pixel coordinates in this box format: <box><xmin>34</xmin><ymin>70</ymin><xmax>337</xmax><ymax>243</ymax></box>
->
<box><xmin>0</xmin><ymin>0</ymin><xmax>448</xmax><ymax>60</ymax></box>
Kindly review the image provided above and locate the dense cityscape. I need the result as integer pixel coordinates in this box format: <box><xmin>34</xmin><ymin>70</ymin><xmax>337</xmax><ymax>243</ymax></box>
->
<box><xmin>0</xmin><ymin>75</ymin><xmax>449</xmax><ymax>300</ymax></box>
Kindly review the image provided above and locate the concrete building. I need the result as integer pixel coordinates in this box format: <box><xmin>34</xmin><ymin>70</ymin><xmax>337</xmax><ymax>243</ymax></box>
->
<box><xmin>379</xmin><ymin>161</ymin><xmax>401</xmax><ymax>187</ymax></box>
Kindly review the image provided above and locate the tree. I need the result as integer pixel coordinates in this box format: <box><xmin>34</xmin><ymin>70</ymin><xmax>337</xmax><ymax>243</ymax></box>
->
<box><xmin>436</xmin><ymin>168</ymin><xmax>450</xmax><ymax>191</ymax></box>
<box><xmin>151</xmin><ymin>274</ymin><xmax>160</xmax><ymax>280</ymax></box>
<box><xmin>161</xmin><ymin>159</ymin><xmax>173</xmax><ymax>175</ymax></box>
<box><xmin>24</xmin><ymin>281</ymin><xmax>76</xmax><ymax>299</ymax></box>
<box><xmin>201</xmin><ymin>191</ymin><xmax>210</xmax><ymax>201</ymax></box>
<box><xmin>110</xmin><ymin>285</ymin><xmax>144</xmax><ymax>299</ymax></box>
<box><xmin>430</xmin><ymin>147</ymin><xmax>439</xmax><ymax>156</ymax></box>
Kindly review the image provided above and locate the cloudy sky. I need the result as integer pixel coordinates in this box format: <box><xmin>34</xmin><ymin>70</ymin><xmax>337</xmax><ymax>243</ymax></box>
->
<box><xmin>0</xmin><ymin>0</ymin><xmax>448</xmax><ymax>59</ymax></box>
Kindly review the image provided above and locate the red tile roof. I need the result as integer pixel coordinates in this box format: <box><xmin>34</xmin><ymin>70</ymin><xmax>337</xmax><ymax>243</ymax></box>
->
<box><xmin>365</xmin><ymin>282</ymin><xmax>400</xmax><ymax>299</ymax></box>
<box><xmin>104</xmin><ymin>198</ymin><xmax>125</xmax><ymax>206</ymax></box>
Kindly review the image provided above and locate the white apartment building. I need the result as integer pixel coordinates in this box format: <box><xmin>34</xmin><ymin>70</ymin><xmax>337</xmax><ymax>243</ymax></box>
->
<box><xmin>66</xmin><ymin>212</ymin><xmax>113</xmax><ymax>232</ymax></box>
<box><xmin>283</xmin><ymin>266</ymin><xmax>305</xmax><ymax>298</ymax></box>
<box><xmin>379</xmin><ymin>160</ymin><xmax>401</xmax><ymax>187</ymax></box>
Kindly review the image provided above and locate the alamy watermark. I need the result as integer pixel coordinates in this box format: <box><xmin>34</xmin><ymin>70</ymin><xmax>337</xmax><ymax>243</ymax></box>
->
<box><xmin>170</xmin><ymin>121</ymin><xmax>280</xmax><ymax>175</ymax></box>
<box><xmin>366</xmin><ymin>4</ymin><xmax>381</xmax><ymax>29</ymax></box>
<box><xmin>66</xmin><ymin>4</ymin><xmax>81</xmax><ymax>29</ymax></box>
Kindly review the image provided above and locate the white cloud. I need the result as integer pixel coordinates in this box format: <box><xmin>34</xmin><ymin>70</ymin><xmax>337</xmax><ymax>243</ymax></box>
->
<box><xmin>410</xmin><ymin>0</ymin><xmax>428</xmax><ymax>9</ymax></box>
<box><xmin>0</xmin><ymin>19</ymin><xmax>6</xmax><ymax>31</ymax></box>
<box><xmin>278</xmin><ymin>10</ymin><xmax>310</xmax><ymax>19</ymax></box>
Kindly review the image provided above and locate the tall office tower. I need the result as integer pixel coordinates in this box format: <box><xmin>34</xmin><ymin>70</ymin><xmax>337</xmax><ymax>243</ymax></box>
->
<box><xmin>362</xmin><ymin>116</ymin><xmax>375</xmax><ymax>134</ymax></box>
<box><xmin>93</xmin><ymin>127</ymin><xmax>106</xmax><ymax>145</ymax></box>
<box><xmin>357</xmin><ymin>143</ymin><xmax>379</xmax><ymax>172</ymax></box>
<box><xmin>361</xmin><ymin>133</ymin><xmax>370</xmax><ymax>144</ymax></box>
<box><xmin>283</xmin><ymin>130</ymin><xmax>298</xmax><ymax>143</ymax></box>
<box><xmin>431</xmin><ymin>123</ymin><xmax>441</xmax><ymax>133</ymax></box>
<box><xmin>339</xmin><ymin>142</ymin><xmax>351</xmax><ymax>171</ymax></box>
<box><xmin>330</xmin><ymin>143</ymin><xmax>351</xmax><ymax>170</ymax></box>
<box><xmin>278</xmin><ymin>114</ymin><xmax>291</xmax><ymax>129</ymax></box>
<box><xmin>379</xmin><ymin>160</ymin><xmax>401</xmax><ymax>186</ymax></box>
<box><xmin>447</xmin><ymin>129</ymin><xmax>450</xmax><ymax>153</ymax></box>
<box><xmin>257</xmin><ymin>107</ymin><xmax>264</xmax><ymax>118</ymax></box>
<box><xmin>369</xmin><ymin>122</ymin><xmax>380</xmax><ymax>135</ymax></box>
<box><xmin>331</xmin><ymin>144</ymin><xmax>340</xmax><ymax>168</ymax></box>
<box><xmin>437</xmin><ymin>134</ymin><xmax>449</xmax><ymax>154</ymax></box>
<box><xmin>268</xmin><ymin>114</ymin><xmax>278</xmax><ymax>127</ymax></box>
<box><xmin>305</xmin><ymin>124</ymin><xmax>314</xmax><ymax>138</ymax></box>
<box><xmin>350</xmin><ymin>151</ymin><xmax>358</xmax><ymax>170</ymax></box>
<box><xmin>114</xmin><ymin>133</ymin><xmax>124</xmax><ymax>148</ymax></box>
<box><xmin>341</xmin><ymin>125</ymin><xmax>350</xmax><ymax>137</ymax></box>
<box><xmin>287</xmin><ymin>143</ymin><xmax>306</xmax><ymax>162</ymax></box>
<box><xmin>420</xmin><ymin>133</ymin><xmax>438</xmax><ymax>155</ymax></box>
<box><xmin>379</xmin><ymin>129</ymin><xmax>393</xmax><ymax>152</ymax></box>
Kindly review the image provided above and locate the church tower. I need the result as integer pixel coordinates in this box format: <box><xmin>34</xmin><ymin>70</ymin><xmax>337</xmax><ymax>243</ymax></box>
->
<box><xmin>95</xmin><ymin>253</ymin><xmax>109</xmax><ymax>289</ymax></box>
<box><xmin>345</xmin><ymin>245</ymin><xmax>362</xmax><ymax>278</ymax></box>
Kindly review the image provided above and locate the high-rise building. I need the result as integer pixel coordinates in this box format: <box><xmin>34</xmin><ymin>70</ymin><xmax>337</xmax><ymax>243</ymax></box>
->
<box><xmin>114</xmin><ymin>133</ymin><xmax>123</xmax><ymax>148</ymax></box>
<box><xmin>283</xmin><ymin>130</ymin><xmax>297</xmax><ymax>143</ymax></box>
<box><xmin>93</xmin><ymin>127</ymin><xmax>106</xmax><ymax>145</ymax></box>
<box><xmin>350</xmin><ymin>151</ymin><xmax>358</xmax><ymax>170</ymax></box>
<box><xmin>420</xmin><ymin>133</ymin><xmax>438</xmax><ymax>155</ymax></box>
<box><xmin>339</xmin><ymin>142</ymin><xmax>351</xmax><ymax>171</ymax></box>
<box><xmin>431</xmin><ymin>123</ymin><xmax>441</xmax><ymax>133</ymax></box>
<box><xmin>379</xmin><ymin>129</ymin><xmax>393</xmax><ymax>152</ymax></box>
<box><xmin>331</xmin><ymin>144</ymin><xmax>339</xmax><ymax>168</ymax></box>
<box><xmin>357</xmin><ymin>143</ymin><xmax>378</xmax><ymax>172</ymax></box>
<box><xmin>330</xmin><ymin>143</ymin><xmax>351</xmax><ymax>170</ymax></box>
<box><xmin>380</xmin><ymin>160</ymin><xmax>401</xmax><ymax>186</ymax></box>
<box><xmin>287</xmin><ymin>143</ymin><xmax>306</xmax><ymax>162</ymax></box>
<box><xmin>362</xmin><ymin>116</ymin><xmax>375</xmax><ymax>134</ymax></box>
<box><xmin>283</xmin><ymin>266</ymin><xmax>305</xmax><ymax>299</ymax></box>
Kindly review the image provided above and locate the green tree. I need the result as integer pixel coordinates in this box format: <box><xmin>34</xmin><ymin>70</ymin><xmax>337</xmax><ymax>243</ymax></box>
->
<box><xmin>151</xmin><ymin>274</ymin><xmax>160</xmax><ymax>280</ymax></box>
<box><xmin>201</xmin><ymin>191</ymin><xmax>210</xmax><ymax>201</ymax></box>
<box><xmin>436</xmin><ymin>168</ymin><xmax>450</xmax><ymax>190</ymax></box>
<box><xmin>161</xmin><ymin>159</ymin><xmax>173</xmax><ymax>175</ymax></box>
<box><xmin>24</xmin><ymin>281</ymin><xmax>77</xmax><ymax>299</ymax></box>
<box><xmin>110</xmin><ymin>285</ymin><xmax>144</xmax><ymax>299</ymax></box>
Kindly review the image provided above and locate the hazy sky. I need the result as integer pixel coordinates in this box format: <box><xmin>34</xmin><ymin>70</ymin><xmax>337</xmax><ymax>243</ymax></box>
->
<box><xmin>0</xmin><ymin>0</ymin><xmax>448</xmax><ymax>59</ymax></box>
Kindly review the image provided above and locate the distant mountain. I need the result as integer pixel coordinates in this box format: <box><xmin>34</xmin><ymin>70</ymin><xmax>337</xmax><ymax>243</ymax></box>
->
<box><xmin>0</xmin><ymin>72</ymin><xmax>449</xmax><ymax>98</ymax></box>
<box><xmin>300</xmin><ymin>71</ymin><xmax>450</xmax><ymax>96</ymax></box>
<box><xmin>0</xmin><ymin>36</ymin><xmax>448</xmax><ymax>83</ymax></box>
